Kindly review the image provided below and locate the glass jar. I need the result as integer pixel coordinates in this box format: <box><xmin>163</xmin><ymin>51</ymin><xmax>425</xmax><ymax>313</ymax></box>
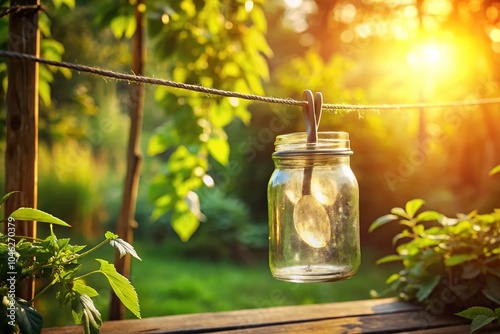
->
<box><xmin>267</xmin><ymin>132</ymin><xmax>360</xmax><ymax>282</ymax></box>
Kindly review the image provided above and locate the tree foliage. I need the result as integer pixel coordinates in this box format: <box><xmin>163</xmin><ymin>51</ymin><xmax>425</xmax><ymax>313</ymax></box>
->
<box><xmin>93</xmin><ymin>0</ymin><xmax>271</xmax><ymax>241</ymax></box>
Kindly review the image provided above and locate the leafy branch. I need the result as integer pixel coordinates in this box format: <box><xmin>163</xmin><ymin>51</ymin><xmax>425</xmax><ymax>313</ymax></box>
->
<box><xmin>1</xmin><ymin>193</ymin><xmax>141</xmax><ymax>334</ymax></box>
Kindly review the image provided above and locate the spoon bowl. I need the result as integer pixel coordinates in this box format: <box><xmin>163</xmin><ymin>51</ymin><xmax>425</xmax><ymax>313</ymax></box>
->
<box><xmin>293</xmin><ymin>194</ymin><xmax>331</xmax><ymax>248</ymax></box>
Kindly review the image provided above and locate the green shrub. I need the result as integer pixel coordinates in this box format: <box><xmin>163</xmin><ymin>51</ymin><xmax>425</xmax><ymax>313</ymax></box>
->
<box><xmin>172</xmin><ymin>187</ymin><xmax>267</xmax><ymax>262</ymax></box>
<box><xmin>370</xmin><ymin>198</ymin><xmax>500</xmax><ymax>332</ymax></box>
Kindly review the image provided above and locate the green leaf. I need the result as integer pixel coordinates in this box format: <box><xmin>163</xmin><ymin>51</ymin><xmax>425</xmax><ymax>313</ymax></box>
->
<box><xmin>369</xmin><ymin>214</ymin><xmax>398</xmax><ymax>232</ymax></box>
<box><xmin>462</xmin><ymin>263</ymin><xmax>481</xmax><ymax>279</ymax></box>
<box><xmin>391</xmin><ymin>207</ymin><xmax>410</xmax><ymax>219</ymax></box>
<box><xmin>0</xmin><ymin>191</ymin><xmax>19</xmax><ymax>208</ymax></box>
<box><xmin>416</xmin><ymin>210</ymin><xmax>442</xmax><ymax>222</ymax></box>
<box><xmin>14</xmin><ymin>298</ymin><xmax>43</xmax><ymax>334</ymax></box>
<box><xmin>96</xmin><ymin>259</ymin><xmax>141</xmax><ymax>319</ymax></box>
<box><xmin>207</xmin><ymin>138</ymin><xmax>230</xmax><ymax>165</ymax></box>
<box><xmin>486</xmin><ymin>266</ymin><xmax>500</xmax><ymax>278</ymax></box>
<box><xmin>484</xmin><ymin>275</ymin><xmax>500</xmax><ymax>303</ymax></box>
<box><xmin>376</xmin><ymin>254</ymin><xmax>405</xmax><ymax>265</ymax></box>
<box><xmin>416</xmin><ymin>275</ymin><xmax>440</xmax><ymax>301</ymax></box>
<box><xmin>392</xmin><ymin>229</ymin><xmax>412</xmax><ymax>245</ymax></box>
<box><xmin>385</xmin><ymin>273</ymin><xmax>400</xmax><ymax>284</ymax></box>
<box><xmin>38</xmin><ymin>76</ymin><xmax>52</xmax><ymax>106</ymax></box>
<box><xmin>110</xmin><ymin>15</ymin><xmax>136</xmax><ymax>39</ymax></box>
<box><xmin>104</xmin><ymin>231</ymin><xmax>119</xmax><ymax>240</ymax></box>
<box><xmin>456</xmin><ymin>306</ymin><xmax>496</xmax><ymax>320</ymax></box>
<box><xmin>209</xmin><ymin>101</ymin><xmax>234</xmax><ymax>127</ymax></box>
<box><xmin>72</xmin><ymin>281</ymin><xmax>99</xmax><ymax>298</ymax></box>
<box><xmin>482</xmin><ymin>288</ymin><xmax>500</xmax><ymax>304</ymax></box>
<box><xmin>109</xmin><ymin>238</ymin><xmax>142</xmax><ymax>261</ymax></box>
<box><xmin>172</xmin><ymin>209</ymin><xmax>200</xmax><ymax>242</ymax></box>
<box><xmin>72</xmin><ymin>293</ymin><xmax>102</xmax><ymax>334</ymax></box>
<box><xmin>489</xmin><ymin>165</ymin><xmax>500</xmax><ymax>176</ymax></box>
<box><xmin>10</xmin><ymin>208</ymin><xmax>71</xmax><ymax>227</ymax></box>
<box><xmin>147</xmin><ymin>131</ymin><xmax>171</xmax><ymax>156</ymax></box>
<box><xmin>406</xmin><ymin>199</ymin><xmax>424</xmax><ymax>218</ymax></box>
<box><xmin>470</xmin><ymin>315</ymin><xmax>496</xmax><ymax>333</ymax></box>
<box><xmin>445</xmin><ymin>254</ymin><xmax>477</xmax><ymax>267</ymax></box>
<box><xmin>439</xmin><ymin>216</ymin><xmax>458</xmax><ymax>226</ymax></box>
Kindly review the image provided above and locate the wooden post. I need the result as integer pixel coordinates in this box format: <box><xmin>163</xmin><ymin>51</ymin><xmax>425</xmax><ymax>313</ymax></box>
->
<box><xmin>4</xmin><ymin>0</ymin><xmax>40</xmax><ymax>301</ymax></box>
<box><xmin>109</xmin><ymin>0</ymin><xmax>145</xmax><ymax>320</ymax></box>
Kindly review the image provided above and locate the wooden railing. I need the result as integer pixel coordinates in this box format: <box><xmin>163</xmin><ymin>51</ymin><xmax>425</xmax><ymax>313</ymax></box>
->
<box><xmin>41</xmin><ymin>297</ymin><xmax>498</xmax><ymax>334</ymax></box>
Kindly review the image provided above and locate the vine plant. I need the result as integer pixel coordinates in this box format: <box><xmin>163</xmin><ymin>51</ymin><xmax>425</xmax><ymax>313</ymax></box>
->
<box><xmin>0</xmin><ymin>192</ymin><xmax>141</xmax><ymax>334</ymax></box>
<box><xmin>370</xmin><ymin>166</ymin><xmax>500</xmax><ymax>333</ymax></box>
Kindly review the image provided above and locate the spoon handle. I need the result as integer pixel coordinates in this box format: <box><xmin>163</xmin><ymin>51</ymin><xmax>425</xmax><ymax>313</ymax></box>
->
<box><xmin>301</xmin><ymin>90</ymin><xmax>317</xmax><ymax>196</ymax></box>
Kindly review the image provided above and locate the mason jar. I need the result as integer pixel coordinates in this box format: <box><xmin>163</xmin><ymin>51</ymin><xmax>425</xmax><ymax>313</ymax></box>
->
<box><xmin>267</xmin><ymin>132</ymin><xmax>360</xmax><ymax>282</ymax></box>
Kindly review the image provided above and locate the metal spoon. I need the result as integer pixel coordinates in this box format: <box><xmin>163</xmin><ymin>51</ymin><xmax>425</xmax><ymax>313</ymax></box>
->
<box><xmin>293</xmin><ymin>91</ymin><xmax>331</xmax><ymax>248</ymax></box>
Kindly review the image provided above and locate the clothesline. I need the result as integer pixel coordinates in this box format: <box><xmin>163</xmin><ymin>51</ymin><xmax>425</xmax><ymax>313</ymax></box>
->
<box><xmin>1</xmin><ymin>50</ymin><xmax>500</xmax><ymax>112</ymax></box>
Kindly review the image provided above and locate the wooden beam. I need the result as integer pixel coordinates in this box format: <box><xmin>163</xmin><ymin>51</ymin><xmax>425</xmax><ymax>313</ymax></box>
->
<box><xmin>4</xmin><ymin>0</ymin><xmax>40</xmax><ymax>301</ymax></box>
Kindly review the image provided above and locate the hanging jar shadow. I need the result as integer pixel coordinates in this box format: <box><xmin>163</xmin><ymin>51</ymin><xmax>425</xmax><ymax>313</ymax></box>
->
<box><xmin>267</xmin><ymin>132</ymin><xmax>360</xmax><ymax>283</ymax></box>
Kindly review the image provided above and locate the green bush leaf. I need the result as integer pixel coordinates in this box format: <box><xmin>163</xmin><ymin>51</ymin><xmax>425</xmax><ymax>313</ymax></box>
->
<box><xmin>207</xmin><ymin>137</ymin><xmax>230</xmax><ymax>166</ymax></box>
<box><xmin>486</xmin><ymin>266</ymin><xmax>500</xmax><ymax>278</ymax></box>
<box><xmin>14</xmin><ymin>298</ymin><xmax>43</xmax><ymax>334</ymax></box>
<box><xmin>369</xmin><ymin>214</ymin><xmax>398</xmax><ymax>232</ymax></box>
<box><xmin>405</xmin><ymin>199</ymin><xmax>424</xmax><ymax>218</ymax></box>
<box><xmin>439</xmin><ymin>216</ymin><xmax>458</xmax><ymax>226</ymax></box>
<box><xmin>416</xmin><ymin>275</ymin><xmax>440</xmax><ymax>301</ymax></box>
<box><xmin>416</xmin><ymin>210</ymin><xmax>442</xmax><ymax>222</ymax></box>
<box><xmin>376</xmin><ymin>254</ymin><xmax>405</xmax><ymax>264</ymax></box>
<box><xmin>392</xmin><ymin>229</ymin><xmax>412</xmax><ymax>245</ymax></box>
<box><xmin>482</xmin><ymin>275</ymin><xmax>500</xmax><ymax>303</ymax></box>
<box><xmin>456</xmin><ymin>306</ymin><xmax>496</xmax><ymax>320</ymax></box>
<box><xmin>470</xmin><ymin>315</ymin><xmax>496</xmax><ymax>333</ymax></box>
<box><xmin>486</xmin><ymin>275</ymin><xmax>500</xmax><ymax>297</ymax></box>
<box><xmin>462</xmin><ymin>263</ymin><xmax>482</xmax><ymax>279</ymax></box>
<box><xmin>96</xmin><ymin>259</ymin><xmax>141</xmax><ymax>319</ymax></box>
<box><xmin>172</xmin><ymin>206</ymin><xmax>200</xmax><ymax>242</ymax></box>
<box><xmin>10</xmin><ymin>208</ymin><xmax>71</xmax><ymax>227</ymax></box>
<box><xmin>385</xmin><ymin>273</ymin><xmax>400</xmax><ymax>284</ymax></box>
<box><xmin>391</xmin><ymin>207</ymin><xmax>410</xmax><ymax>219</ymax></box>
<box><xmin>445</xmin><ymin>254</ymin><xmax>477</xmax><ymax>267</ymax></box>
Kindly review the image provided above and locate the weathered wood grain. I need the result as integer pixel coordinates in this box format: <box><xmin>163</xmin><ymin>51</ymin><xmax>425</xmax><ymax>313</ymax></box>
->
<box><xmin>43</xmin><ymin>298</ymin><xmax>423</xmax><ymax>333</ymax></box>
<box><xmin>5</xmin><ymin>0</ymin><xmax>40</xmax><ymax>301</ymax></box>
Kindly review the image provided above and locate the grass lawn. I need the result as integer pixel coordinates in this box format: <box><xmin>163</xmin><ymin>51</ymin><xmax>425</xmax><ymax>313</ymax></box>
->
<box><xmin>129</xmin><ymin>241</ymin><xmax>395</xmax><ymax>318</ymax></box>
<box><xmin>38</xmin><ymin>238</ymin><xmax>396</xmax><ymax>327</ymax></box>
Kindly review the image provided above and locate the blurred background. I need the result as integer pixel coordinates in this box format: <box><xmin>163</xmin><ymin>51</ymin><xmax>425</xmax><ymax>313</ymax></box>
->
<box><xmin>1</xmin><ymin>0</ymin><xmax>499</xmax><ymax>326</ymax></box>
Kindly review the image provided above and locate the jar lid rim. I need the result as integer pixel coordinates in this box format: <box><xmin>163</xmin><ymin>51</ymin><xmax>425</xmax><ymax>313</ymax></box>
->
<box><xmin>274</xmin><ymin>132</ymin><xmax>351</xmax><ymax>153</ymax></box>
<box><xmin>273</xmin><ymin>149</ymin><xmax>353</xmax><ymax>156</ymax></box>
<box><xmin>276</xmin><ymin>131</ymin><xmax>349</xmax><ymax>140</ymax></box>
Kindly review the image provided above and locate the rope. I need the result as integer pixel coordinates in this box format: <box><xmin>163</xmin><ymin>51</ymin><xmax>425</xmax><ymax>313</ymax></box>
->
<box><xmin>0</xmin><ymin>5</ymin><xmax>44</xmax><ymax>18</ymax></box>
<box><xmin>2</xmin><ymin>50</ymin><xmax>500</xmax><ymax>112</ymax></box>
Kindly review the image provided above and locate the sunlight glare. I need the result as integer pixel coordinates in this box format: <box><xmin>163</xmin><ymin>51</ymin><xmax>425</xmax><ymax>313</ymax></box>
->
<box><xmin>423</xmin><ymin>46</ymin><xmax>440</xmax><ymax>65</ymax></box>
<box><xmin>490</xmin><ymin>28</ymin><xmax>500</xmax><ymax>43</ymax></box>
<box><xmin>245</xmin><ymin>0</ymin><xmax>254</xmax><ymax>13</ymax></box>
<box><xmin>284</xmin><ymin>0</ymin><xmax>302</xmax><ymax>9</ymax></box>
<box><xmin>406</xmin><ymin>42</ymin><xmax>446</xmax><ymax>69</ymax></box>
